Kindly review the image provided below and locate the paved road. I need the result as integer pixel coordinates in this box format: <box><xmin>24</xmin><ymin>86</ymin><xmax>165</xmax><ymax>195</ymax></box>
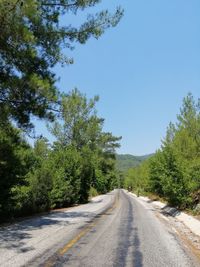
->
<box><xmin>0</xmin><ymin>189</ymin><xmax>199</xmax><ymax>267</ymax></box>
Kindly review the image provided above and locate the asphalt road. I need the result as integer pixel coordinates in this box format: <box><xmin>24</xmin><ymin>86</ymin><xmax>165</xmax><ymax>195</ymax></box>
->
<box><xmin>0</xmin><ymin>189</ymin><xmax>199</xmax><ymax>267</ymax></box>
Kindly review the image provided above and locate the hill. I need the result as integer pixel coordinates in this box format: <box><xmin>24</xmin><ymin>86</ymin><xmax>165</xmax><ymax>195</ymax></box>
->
<box><xmin>116</xmin><ymin>154</ymin><xmax>154</xmax><ymax>173</ymax></box>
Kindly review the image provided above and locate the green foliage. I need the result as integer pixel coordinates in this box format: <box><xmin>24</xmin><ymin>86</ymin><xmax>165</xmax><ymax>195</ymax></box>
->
<box><xmin>0</xmin><ymin>120</ymin><xmax>33</xmax><ymax>218</ymax></box>
<box><xmin>49</xmin><ymin>89</ymin><xmax>121</xmax><ymax>203</ymax></box>
<box><xmin>125</xmin><ymin>93</ymin><xmax>200</xmax><ymax>210</ymax></box>
<box><xmin>124</xmin><ymin>160</ymin><xmax>150</xmax><ymax>196</ymax></box>
<box><xmin>116</xmin><ymin>154</ymin><xmax>153</xmax><ymax>173</ymax></box>
<box><xmin>0</xmin><ymin>1</ymin><xmax>123</xmax><ymax>222</ymax></box>
<box><xmin>89</xmin><ymin>187</ymin><xmax>98</xmax><ymax>198</ymax></box>
<box><xmin>49</xmin><ymin>145</ymin><xmax>82</xmax><ymax>206</ymax></box>
<box><xmin>0</xmin><ymin>90</ymin><xmax>121</xmax><ymax>222</ymax></box>
<box><xmin>0</xmin><ymin>0</ymin><xmax>123</xmax><ymax>129</ymax></box>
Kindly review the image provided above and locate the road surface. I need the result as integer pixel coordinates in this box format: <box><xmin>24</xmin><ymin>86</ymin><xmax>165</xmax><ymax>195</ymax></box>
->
<box><xmin>0</xmin><ymin>189</ymin><xmax>199</xmax><ymax>267</ymax></box>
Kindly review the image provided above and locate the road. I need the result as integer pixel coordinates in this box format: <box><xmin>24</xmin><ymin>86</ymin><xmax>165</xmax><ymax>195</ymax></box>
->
<box><xmin>0</xmin><ymin>189</ymin><xmax>199</xmax><ymax>267</ymax></box>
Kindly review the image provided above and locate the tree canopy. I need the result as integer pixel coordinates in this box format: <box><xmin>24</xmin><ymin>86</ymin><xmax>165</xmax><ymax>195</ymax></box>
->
<box><xmin>0</xmin><ymin>0</ymin><xmax>123</xmax><ymax>129</ymax></box>
<box><xmin>0</xmin><ymin>1</ymin><xmax>123</xmax><ymax>221</ymax></box>
<box><xmin>0</xmin><ymin>89</ymin><xmax>121</xmax><ymax>221</ymax></box>
<box><xmin>124</xmin><ymin>93</ymin><xmax>200</xmax><ymax>210</ymax></box>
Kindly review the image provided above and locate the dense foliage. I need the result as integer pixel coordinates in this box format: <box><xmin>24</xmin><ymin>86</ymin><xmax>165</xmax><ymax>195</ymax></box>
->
<box><xmin>125</xmin><ymin>93</ymin><xmax>200</xmax><ymax>210</ymax></box>
<box><xmin>116</xmin><ymin>154</ymin><xmax>153</xmax><ymax>173</ymax></box>
<box><xmin>0</xmin><ymin>90</ymin><xmax>121</xmax><ymax>221</ymax></box>
<box><xmin>0</xmin><ymin>1</ymin><xmax>123</xmax><ymax>221</ymax></box>
<box><xmin>0</xmin><ymin>0</ymin><xmax>123</xmax><ymax>129</ymax></box>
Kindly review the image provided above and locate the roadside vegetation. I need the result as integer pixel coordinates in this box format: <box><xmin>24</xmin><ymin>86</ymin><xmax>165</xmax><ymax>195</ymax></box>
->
<box><xmin>125</xmin><ymin>93</ymin><xmax>200</xmax><ymax>213</ymax></box>
<box><xmin>0</xmin><ymin>89</ymin><xmax>121</xmax><ymax>222</ymax></box>
<box><xmin>0</xmin><ymin>1</ymin><xmax>123</xmax><ymax>222</ymax></box>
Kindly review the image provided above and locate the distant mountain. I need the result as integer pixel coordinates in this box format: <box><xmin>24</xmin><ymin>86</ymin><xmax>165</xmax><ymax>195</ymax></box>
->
<box><xmin>116</xmin><ymin>153</ymin><xmax>154</xmax><ymax>173</ymax></box>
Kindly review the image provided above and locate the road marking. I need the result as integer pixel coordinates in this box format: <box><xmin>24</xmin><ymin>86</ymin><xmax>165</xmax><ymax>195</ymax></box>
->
<box><xmin>44</xmin><ymin>192</ymin><xmax>119</xmax><ymax>267</ymax></box>
<box><xmin>59</xmin><ymin>222</ymin><xmax>96</xmax><ymax>255</ymax></box>
<box><xmin>59</xmin><ymin>195</ymin><xmax>119</xmax><ymax>255</ymax></box>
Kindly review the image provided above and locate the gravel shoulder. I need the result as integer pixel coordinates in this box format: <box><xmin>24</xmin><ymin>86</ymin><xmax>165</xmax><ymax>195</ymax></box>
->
<box><xmin>0</xmin><ymin>191</ymin><xmax>116</xmax><ymax>267</ymax></box>
<box><xmin>60</xmin><ymin>189</ymin><xmax>199</xmax><ymax>267</ymax></box>
<box><xmin>127</xmin><ymin>191</ymin><xmax>200</xmax><ymax>262</ymax></box>
<box><xmin>1</xmin><ymin>189</ymin><xmax>199</xmax><ymax>267</ymax></box>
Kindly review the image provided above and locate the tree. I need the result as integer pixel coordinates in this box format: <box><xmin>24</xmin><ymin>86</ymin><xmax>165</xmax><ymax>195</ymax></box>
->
<box><xmin>0</xmin><ymin>89</ymin><xmax>121</xmax><ymax>221</ymax></box>
<box><xmin>94</xmin><ymin>132</ymin><xmax>121</xmax><ymax>193</ymax></box>
<box><xmin>0</xmin><ymin>0</ymin><xmax>123</xmax><ymax>129</ymax></box>
<box><xmin>0</xmin><ymin>120</ymin><xmax>32</xmax><ymax>219</ymax></box>
<box><xmin>0</xmin><ymin>1</ymin><xmax>123</xmax><ymax>220</ymax></box>
<box><xmin>124</xmin><ymin>93</ymin><xmax>200</xmax><ymax>210</ymax></box>
<box><xmin>50</xmin><ymin>89</ymin><xmax>121</xmax><ymax>202</ymax></box>
<box><xmin>124</xmin><ymin>159</ymin><xmax>150</xmax><ymax>196</ymax></box>
<box><xmin>10</xmin><ymin>137</ymin><xmax>52</xmax><ymax>216</ymax></box>
<box><xmin>148</xmin><ymin>93</ymin><xmax>200</xmax><ymax>208</ymax></box>
<box><xmin>49</xmin><ymin>145</ymin><xmax>82</xmax><ymax>207</ymax></box>
<box><xmin>50</xmin><ymin>89</ymin><xmax>101</xmax><ymax>149</ymax></box>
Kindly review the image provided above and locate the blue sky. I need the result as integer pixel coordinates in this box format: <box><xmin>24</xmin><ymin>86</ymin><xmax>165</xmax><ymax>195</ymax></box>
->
<box><xmin>34</xmin><ymin>0</ymin><xmax>200</xmax><ymax>155</ymax></box>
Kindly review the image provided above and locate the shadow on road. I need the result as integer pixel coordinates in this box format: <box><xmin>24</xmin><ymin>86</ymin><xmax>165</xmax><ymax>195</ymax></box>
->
<box><xmin>115</xmin><ymin>191</ymin><xmax>143</xmax><ymax>267</ymax></box>
<box><xmin>0</xmin><ymin>210</ymin><xmax>94</xmax><ymax>253</ymax></box>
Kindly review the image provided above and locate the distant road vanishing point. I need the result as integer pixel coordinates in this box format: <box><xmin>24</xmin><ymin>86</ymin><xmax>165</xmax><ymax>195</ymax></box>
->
<box><xmin>0</xmin><ymin>189</ymin><xmax>199</xmax><ymax>267</ymax></box>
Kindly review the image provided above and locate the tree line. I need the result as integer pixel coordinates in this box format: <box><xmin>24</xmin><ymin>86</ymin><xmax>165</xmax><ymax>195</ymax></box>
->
<box><xmin>0</xmin><ymin>89</ymin><xmax>121</xmax><ymax>221</ymax></box>
<box><xmin>0</xmin><ymin>1</ymin><xmax>123</xmax><ymax>222</ymax></box>
<box><xmin>125</xmin><ymin>93</ymin><xmax>200</xmax><ymax>211</ymax></box>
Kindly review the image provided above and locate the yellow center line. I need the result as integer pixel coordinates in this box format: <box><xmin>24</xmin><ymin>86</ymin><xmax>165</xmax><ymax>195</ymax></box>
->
<box><xmin>44</xmin><ymin>192</ymin><xmax>120</xmax><ymax>267</ymax></box>
<box><xmin>59</xmin><ymin>222</ymin><xmax>96</xmax><ymax>256</ymax></box>
<box><xmin>59</xmin><ymin>197</ymin><xmax>119</xmax><ymax>256</ymax></box>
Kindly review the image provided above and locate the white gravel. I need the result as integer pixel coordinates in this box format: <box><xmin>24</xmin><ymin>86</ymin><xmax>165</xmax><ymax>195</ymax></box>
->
<box><xmin>0</xmin><ymin>191</ymin><xmax>115</xmax><ymax>267</ymax></box>
<box><xmin>128</xmin><ymin>191</ymin><xmax>200</xmax><ymax>237</ymax></box>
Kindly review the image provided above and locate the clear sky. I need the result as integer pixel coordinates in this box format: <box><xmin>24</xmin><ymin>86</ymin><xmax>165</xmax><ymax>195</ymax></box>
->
<box><xmin>34</xmin><ymin>0</ymin><xmax>200</xmax><ymax>156</ymax></box>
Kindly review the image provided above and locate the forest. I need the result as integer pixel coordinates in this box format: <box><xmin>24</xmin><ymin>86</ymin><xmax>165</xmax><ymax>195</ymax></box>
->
<box><xmin>1</xmin><ymin>1</ymin><xmax>199</xmax><ymax>223</ymax></box>
<box><xmin>0</xmin><ymin>0</ymin><xmax>123</xmax><ymax>222</ymax></box>
<box><xmin>0</xmin><ymin>89</ymin><xmax>122</xmax><ymax>221</ymax></box>
<box><xmin>116</xmin><ymin>154</ymin><xmax>153</xmax><ymax>173</ymax></box>
<box><xmin>125</xmin><ymin>93</ymin><xmax>200</xmax><ymax>212</ymax></box>
<box><xmin>0</xmin><ymin>89</ymin><xmax>120</xmax><ymax>220</ymax></box>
